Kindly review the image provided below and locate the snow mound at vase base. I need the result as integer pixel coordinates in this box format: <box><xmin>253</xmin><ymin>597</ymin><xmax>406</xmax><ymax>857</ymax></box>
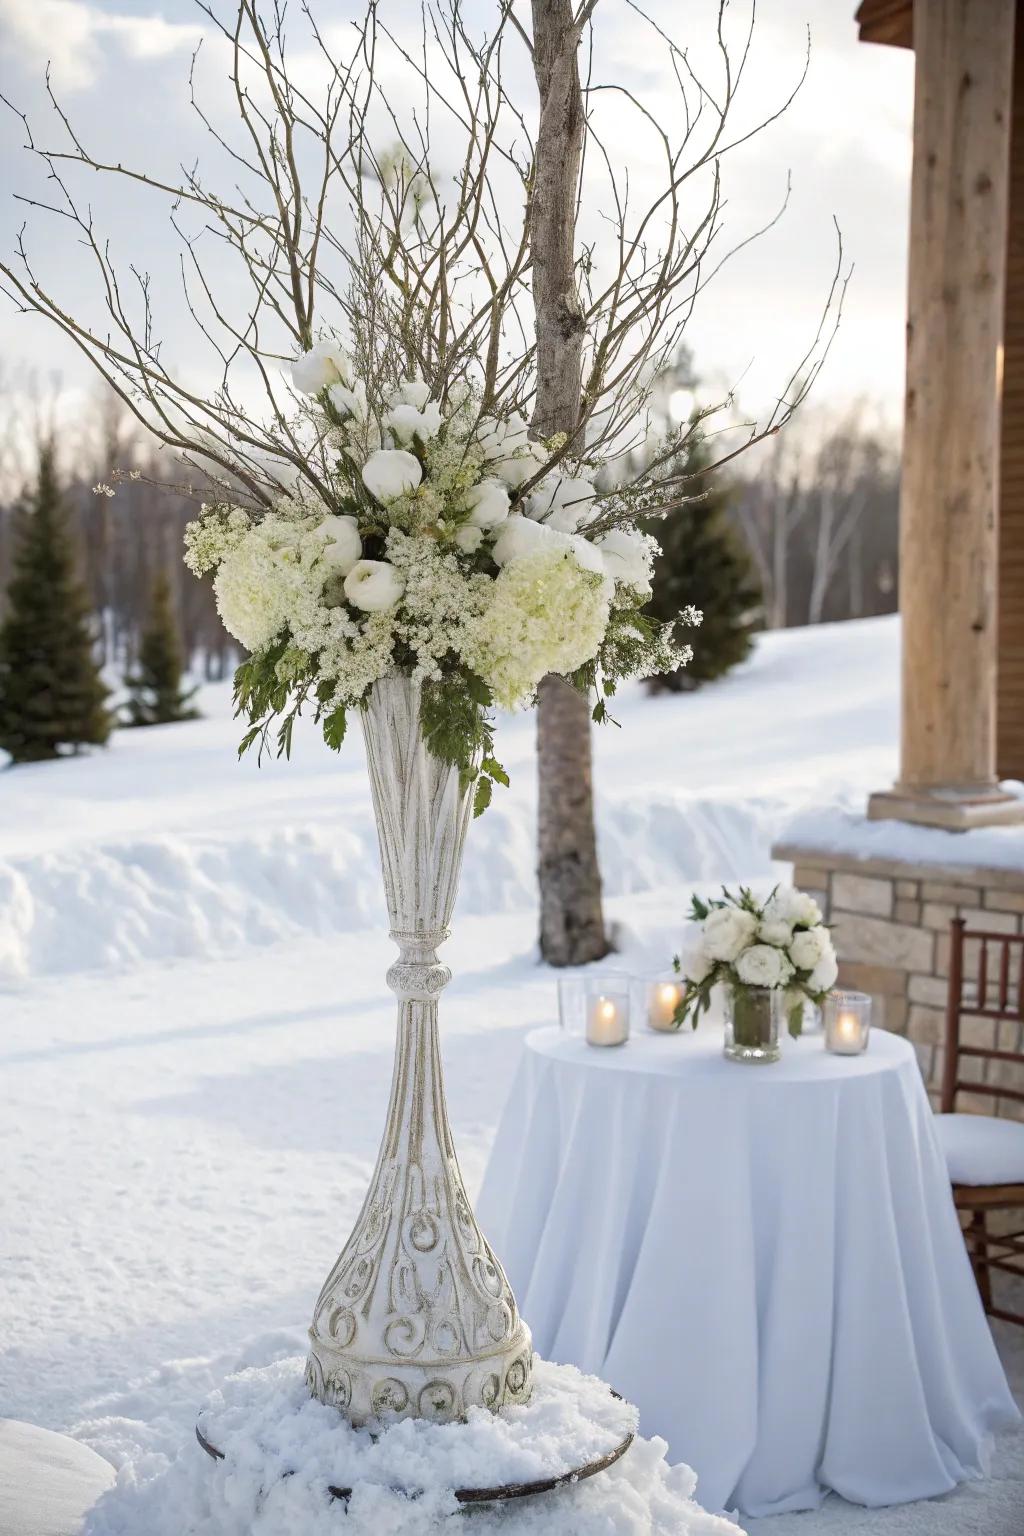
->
<box><xmin>82</xmin><ymin>1356</ymin><xmax>740</xmax><ymax>1536</ymax></box>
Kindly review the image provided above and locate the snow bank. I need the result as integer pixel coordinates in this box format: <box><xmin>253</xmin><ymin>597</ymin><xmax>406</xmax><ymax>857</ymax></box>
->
<box><xmin>776</xmin><ymin>801</ymin><xmax>1024</xmax><ymax>875</ymax></box>
<box><xmin>83</xmin><ymin>1356</ymin><xmax>738</xmax><ymax>1536</ymax></box>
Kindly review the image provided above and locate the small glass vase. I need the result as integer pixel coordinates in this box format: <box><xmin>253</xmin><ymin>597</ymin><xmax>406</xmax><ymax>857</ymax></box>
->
<box><xmin>723</xmin><ymin>985</ymin><xmax>782</xmax><ymax>1063</ymax></box>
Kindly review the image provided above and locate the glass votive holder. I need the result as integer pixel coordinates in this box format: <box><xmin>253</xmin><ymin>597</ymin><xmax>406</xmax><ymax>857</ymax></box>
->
<box><xmin>558</xmin><ymin>973</ymin><xmax>631</xmax><ymax>1045</ymax></box>
<box><xmin>639</xmin><ymin>975</ymin><xmax>685</xmax><ymax>1032</ymax></box>
<box><xmin>823</xmin><ymin>990</ymin><xmax>871</xmax><ymax>1055</ymax></box>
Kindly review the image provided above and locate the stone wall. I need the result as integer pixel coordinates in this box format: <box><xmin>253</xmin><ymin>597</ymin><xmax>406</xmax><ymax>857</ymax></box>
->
<box><xmin>772</xmin><ymin>842</ymin><xmax>1024</xmax><ymax>1120</ymax></box>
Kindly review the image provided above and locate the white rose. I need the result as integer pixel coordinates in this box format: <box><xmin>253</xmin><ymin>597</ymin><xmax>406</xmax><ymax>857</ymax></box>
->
<box><xmin>343</xmin><ymin>559</ymin><xmax>404</xmax><ymax>612</ymax></box>
<box><xmin>526</xmin><ymin>474</ymin><xmax>597</xmax><ymax>534</ymax></box>
<box><xmin>597</xmin><ymin>528</ymin><xmax>654</xmax><ymax>593</ymax></box>
<box><xmin>292</xmin><ymin>340</ymin><xmax>353</xmax><ymax>395</ymax></box>
<box><xmin>465</xmin><ymin>479</ymin><xmax>511</xmax><ymax>529</ymax></box>
<box><xmin>476</xmin><ymin>417</ymin><xmax>507</xmax><ymax>460</ymax></box>
<box><xmin>492</xmin><ymin>450</ymin><xmax>545</xmax><ymax>489</ymax></box>
<box><xmin>455</xmin><ymin>524</ymin><xmax>484</xmax><ymax>553</ymax></box>
<box><xmin>808</xmin><ymin>951</ymin><xmax>839</xmax><ymax>993</ymax></box>
<box><xmin>566</xmin><ymin>534</ymin><xmax>607</xmax><ymax>579</ymax></box>
<box><xmin>764</xmin><ymin>887</ymin><xmax>822</xmax><ymax>931</ymax></box>
<box><xmin>491</xmin><ymin>515</ymin><xmax>560</xmax><ymax>567</ymax></box>
<box><xmin>385</xmin><ymin>401</ymin><xmax>443</xmax><ymax>446</ymax></box>
<box><xmin>789</xmin><ymin>926</ymin><xmax>833</xmax><ymax>972</ymax></box>
<box><xmin>702</xmin><ymin>905</ymin><xmax>758</xmax><ymax>962</ymax></box>
<box><xmin>314</xmin><ymin>514</ymin><xmax>361</xmax><ymax>576</ymax></box>
<box><xmin>735</xmin><ymin>944</ymin><xmax>793</xmax><ymax>989</ymax></box>
<box><xmin>361</xmin><ymin>449</ymin><xmax>423</xmax><ymax>502</ymax></box>
<box><xmin>501</xmin><ymin>412</ymin><xmax>532</xmax><ymax>450</ymax></box>
<box><xmin>390</xmin><ymin>378</ymin><xmax>432</xmax><ymax>410</ymax></box>
<box><xmin>757</xmin><ymin>919</ymin><xmax>793</xmax><ymax>946</ymax></box>
<box><xmin>328</xmin><ymin>379</ymin><xmax>369</xmax><ymax>420</ymax></box>
<box><xmin>681</xmin><ymin>942</ymin><xmax>713</xmax><ymax>985</ymax></box>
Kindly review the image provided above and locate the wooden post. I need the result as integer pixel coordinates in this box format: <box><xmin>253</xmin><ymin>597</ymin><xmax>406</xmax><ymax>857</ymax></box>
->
<box><xmin>868</xmin><ymin>0</ymin><xmax>1024</xmax><ymax>829</ymax></box>
<box><xmin>998</xmin><ymin>9</ymin><xmax>1024</xmax><ymax>782</ymax></box>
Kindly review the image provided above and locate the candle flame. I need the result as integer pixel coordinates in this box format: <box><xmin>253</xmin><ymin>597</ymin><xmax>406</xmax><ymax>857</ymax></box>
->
<box><xmin>598</xmin><ymin>998</ymin><xmax>616</xmax><ymax>1022</ymax></box>
<box><xmin>658</xmin><ymin>983</ymin><xmax>680</xmax><ymax>1006</ymax></box>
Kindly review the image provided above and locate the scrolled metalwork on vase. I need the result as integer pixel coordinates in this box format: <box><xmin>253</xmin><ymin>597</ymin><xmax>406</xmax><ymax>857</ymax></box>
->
<box><xmin>306</xmin><ymin>674</ymin><xmax>533</xmax><ymax>1424</ymax></box>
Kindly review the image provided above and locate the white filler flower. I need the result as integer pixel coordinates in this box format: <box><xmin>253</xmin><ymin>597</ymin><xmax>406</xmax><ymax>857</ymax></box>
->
<box><xmin>314</xmin><ymin>515</ymin><xmax>361</xmax><ymax>576</ymax></box>
<box><xmin>597</xmin><ymin>528</ymin><xmax>654</xmax><ymax>593</ymax></box>
<box><xmin>465</xmin><ymin>479</ymin><xmax>511</xmax><ymax>529</ymax></box>
<box><xmin>702</xmin><ymin>906</ymin><xmax>758</xmax><ymax>962</ymax></box>
<box><xmin>736</xmin><ymin>944</ymin><xmax>794</xmax><ymax>989</ymax></box>
<box><xmin>361</xmin><ymin>449</ymin><xmax>423</xmax><ymax>502</ymax></box>
<box><xmin>789</xmin><ymin>926</ymin><xmax>834</xmax><ymax>972</ymax></box>
<box><xmin>343</xmin><ymin>559</ymin><xmax>405</xmax><ymax>612</ymax></box>
<box><xmin>292</xmin><ymin>340</ymin><xmax>353</xmax><ymax>395</ymax></box>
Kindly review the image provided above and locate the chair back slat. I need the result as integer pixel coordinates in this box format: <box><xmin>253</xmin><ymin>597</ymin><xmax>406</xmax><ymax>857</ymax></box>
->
<box><xmin>942</xmin><ymin>918</ymin><xmax>1024</xmax><ymax>1114</ymax></box>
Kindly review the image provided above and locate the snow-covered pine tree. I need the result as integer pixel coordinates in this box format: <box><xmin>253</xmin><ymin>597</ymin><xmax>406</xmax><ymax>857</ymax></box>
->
<box><xmin>124</xmin><ymin>570</ymin><xmax>200</xmax><ymax>727</ymax></box>
<box><xmin>0</xmin><ymin>447</ymin><xmax>111</xmax><ymax>762</ymax></box>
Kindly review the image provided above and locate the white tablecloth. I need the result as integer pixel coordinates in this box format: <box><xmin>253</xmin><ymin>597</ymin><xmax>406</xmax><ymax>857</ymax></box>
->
<box><xmin>477</xmin><ymin>1025</ymin><xmax>1020</xmax><ymax>1517</ymax></box>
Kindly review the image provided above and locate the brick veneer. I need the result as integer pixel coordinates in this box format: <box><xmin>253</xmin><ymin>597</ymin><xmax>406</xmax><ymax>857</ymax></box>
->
<box><xmin>771</xmin><ymin>843</ymin><xmax>1024</xmax><ymax>1120</ymax></box>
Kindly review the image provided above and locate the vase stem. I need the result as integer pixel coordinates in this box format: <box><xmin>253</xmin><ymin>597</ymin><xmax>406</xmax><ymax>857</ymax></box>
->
<box><xmin>306</xmin><ymin>675</ymin><xmax>532</xmax><ymax>1424</ymax></box>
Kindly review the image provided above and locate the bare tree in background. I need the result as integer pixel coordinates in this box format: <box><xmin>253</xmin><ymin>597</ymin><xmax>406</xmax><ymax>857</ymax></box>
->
<box><xmin>1</xmin><ymin>0</ymin><xmax>842</xmax><ymax>962</ymax></box>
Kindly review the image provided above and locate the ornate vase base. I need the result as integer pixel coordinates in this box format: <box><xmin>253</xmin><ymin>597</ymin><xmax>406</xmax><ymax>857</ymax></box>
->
<box><xmin>195</xmin><ymin>1355</ymin><xmax>636</xmax><ymax>1510</ymax></box>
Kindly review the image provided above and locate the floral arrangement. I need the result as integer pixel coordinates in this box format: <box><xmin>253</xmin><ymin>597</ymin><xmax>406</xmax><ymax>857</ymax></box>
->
<box><xmin>674</xmin><ymin>885</ymin><xmax>839</xmax><ymax>1036</ymax></box>
<box><xmin>185</xmin><ymin>339</ymin><xmax>699</xmax><ymax>812</ymax></box>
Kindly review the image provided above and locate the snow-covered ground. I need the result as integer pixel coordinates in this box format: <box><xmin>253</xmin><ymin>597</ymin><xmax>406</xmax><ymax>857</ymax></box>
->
<box><xmin>1</xmin><ymin>615</ymin><xmax>1021</xmax><ymax>1532</ymax></box>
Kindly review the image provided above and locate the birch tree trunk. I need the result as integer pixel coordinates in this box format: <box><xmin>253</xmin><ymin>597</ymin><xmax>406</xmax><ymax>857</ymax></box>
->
<box><xmin>530</xmin><ymin>0</ymin><xmax>608</xmax><ymax>967</ymax></box>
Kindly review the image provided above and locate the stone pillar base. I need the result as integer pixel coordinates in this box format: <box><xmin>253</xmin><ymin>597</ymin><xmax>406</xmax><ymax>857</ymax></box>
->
<box><xmin>867</xmin><ymin>785</ymin><xmax>1024</xmax><ymax>831</ymax></box>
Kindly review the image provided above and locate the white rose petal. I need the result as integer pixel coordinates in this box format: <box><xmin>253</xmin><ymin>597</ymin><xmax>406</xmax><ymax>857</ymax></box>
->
<box><xmin>361</xmin><ymin>449</ymin><xmax>423</xmax><ymax>503</ymax></box>
<box><xmin>455</xmin><ymin>525</ymin><xmax>484</xmax><ymax>553</ymax></box>
<box><xmin>808</xmin><ymin>952</ymin><xmax>839</xmax><ymax>993</ymax></box>
<box><xmin>735</xmin><ymin>944</ymin><xmax>793</xmax><ymax>989</ymax></box>
<box><xmin>391</xmin><ymin>378</ymin><xmax>432</xmax><ymax>410</ymax></box>
<box><xmin>702</xmin><ymin>906</ymin><xmax>758</xmax><ymax>962</ymax></box>
<box><xmin>465</xmin><ymin>479</ymin><xmax>511</xmax><ymax>529</ymax></box>
<box><xmin>757</xmin><ymin>919</ymin><xmax>794</xmax><ymax>946</ymax></box>
<box><xmin>328</xmin><ymin>380</ymin><xmax>369</xmax><ymax>421</ymax></box>
<box><xmin>597</xmin><ymin>528</ymin><xmax>654</xmax><ymax>593</ymax></box>
<box><xmin>343</xmin><ymin>558</ymin><xmax>405</xmax><ymax>612</ymax></box>
<box><xmin>789</xmin><ymin>926</ymin><xmax>834</xmax><ymax>972</ymax></box>
<box><xmin>764</xmin><ymin>887</ymin><xmax>823</xmax><ymax>931</ymax></box>
<box><xmin>385</xmin><ymin>401</ymin><xmax>443</xmax><ymax>446</ymax></box>
<box><xmin>682</xmin><ymin>942</ymin><xmax>713</xmax><ymax>985</ymax></box>
<box><xmin>314</xmin><ymin>514</ymin><xmax>361</xmax><ymax>576</ymax></box>
<box><xmin>291</xmin><ymin>340</ymin><xmax>353</xmax><ymax>395</ymax></box>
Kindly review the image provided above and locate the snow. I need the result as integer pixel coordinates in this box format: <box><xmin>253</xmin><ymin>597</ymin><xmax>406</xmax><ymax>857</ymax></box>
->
<box><xmin>777</xmin><ymin>803</ymin><xmax>1024</xmax><ymax>875</ymax></box>
<box><xmin>81</xmin><ymin>1358</ymin><xmax>734</xmax><ymax>1536</ymax></box>
<box><xmin>0</xmin><ymin>613</ymin><xmax>1018</xmax><ymax>1533</ymax></box>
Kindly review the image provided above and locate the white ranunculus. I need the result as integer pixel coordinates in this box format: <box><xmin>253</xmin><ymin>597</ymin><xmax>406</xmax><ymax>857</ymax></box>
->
<box><xmin>343</xmin><ymin>559</ymin><xmax>405</xmax><ymax>612</ymax></box>
<box><xmin>314</xmin><ymin>514</ymin><xmax>361</xmax><ymax>576</ymax></box>
<box><xmin>455</xmin><ymin>524</ymin><xmax>484</xmax><ymax>553</ymax></box>
<box><xmin>390</xmin><ymin>378</ymin><xmax>432</xmax><ymax>410</ymax></box>
<box><xmin>702</xmin><ymin>905</ymin><xmax>758</xmax><ymax>962</ymax></box>
<box><xmin>757</xmin><ymin>918</ymin><xmax>794</xmax><ymax>947</ymax></box>
<box><xmin>491</xmin><ymin>515</ymin><xmax>560</xmax><ymax>567</ymax></box>
<box><xmin>681</xmin><ymin>942</ymin><xmax>713</xmax><ymax>985</ymax></box>
<box><xmin>361</xmin><ymin>449</ymin><xmax>423</xmax><ymax>503</ymax></box>
<box><xmin>808</xmin><ymin>951</ymin><xmax>839</xmax><ymax>994</ymax></box>
<box><xmin>491</xmin><ymin>450</ymin><xmax>543</xmax><ymax>489</ymax></box>
<box><xmin>385</xmin><ymin>401</ymin><xmax>443</xmax><ymax>446</ymax></box>
<box><xmin>476</xmin><ymin>416</ymin><xmax>507</xmax><ymax>460</ymax></box>
<box><xmin>763</xmin><ymin>887</ymin><xmax>823</xmax><ymax>931</ymax></box>
<box><xmin>328</xmin><ymin>379</ymin><xmax>369</xmax><ymax>420</ymax></box>
<box><xmin>465</xmin><ymin>479</ymin><xmax>511</xmax><ymax>529</ymax></box>
<box><xmin>292</xmin><ymin>340</ymin><xmax>353</xmax><ymax>395</ymax></box>
<box><xmin>597</xmin><ymin>528</ymin><xmax>654</xmax><ymax>593</ymax></box>
<box><xmin>789</xmin><ymin>926</ymin><xmax>834</xmax><ymax>973</ymax></box>
<box><xmin>526</xmin><ymin>474</ymin><xmax>597</xmax><ymax>534</ymax></box>
<box><xmin>735</xmin><ymin>944</ymin><xmax>793</xmax><ymax>989</ymax></box>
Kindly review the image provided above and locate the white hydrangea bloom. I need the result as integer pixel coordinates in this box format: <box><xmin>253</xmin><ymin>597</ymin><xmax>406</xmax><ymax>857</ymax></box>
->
<box><xmin>362</xmin><ymin>449</ymin><xmax>423</xmax><ymax>502</ymax></box>
<box><xmin>735</xmin><ymin>944</ymin><xmax>794</xmax><ymax>989</ymax></box>
<box><xmin>702</xmin><ymin>906</ymin><xmax>757</xmax><ymax>962</ymax></box>
<box><xmin>344</xmin><ymin>559</ymin><xmax>405</xmax><ymax>612</ymax></box>
<box><xmin>213</xmin><ymin>528</ymin><xmax>300</xmax><ymax>652</ymax></box>
<box><xmin>464</xmin><ymin>544</ymin><xmax>611</xmax><ymax>708</ymax></box>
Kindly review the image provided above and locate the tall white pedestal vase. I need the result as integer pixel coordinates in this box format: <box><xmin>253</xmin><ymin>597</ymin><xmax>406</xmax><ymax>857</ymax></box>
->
<box><xmin>306</xmin><ymin>674</ymin><xmax>533</xmax><ymax>1424</ymax></box>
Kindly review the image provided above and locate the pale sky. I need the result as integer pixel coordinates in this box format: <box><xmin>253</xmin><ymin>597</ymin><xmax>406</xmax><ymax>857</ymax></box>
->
<box><xmin>0</xmin><ymin>0</ymin><xmax>915</xmax><ymax>431</ymax></box>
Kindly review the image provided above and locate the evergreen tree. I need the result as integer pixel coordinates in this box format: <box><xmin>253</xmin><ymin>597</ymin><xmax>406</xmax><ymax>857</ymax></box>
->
<box><xmin>124</xmin><ymin>570</ymin><xmax>200</xmax><ymax>727</ymax></box>
<box><xmin>0</xmin><ymin>448</ymin><xmax>111</xmax><ymax>762</ymax></box>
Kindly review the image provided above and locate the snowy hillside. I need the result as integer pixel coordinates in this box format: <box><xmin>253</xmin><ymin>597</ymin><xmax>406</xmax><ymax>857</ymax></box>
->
<box><xmin>0</xmin><ymin>615</ymin><xmax>906</xmax><ymax>1480</ymax></box>
<box><xmin>0</xmin><ymin>616</ymin><xmax>900</xmax><ymax>984</ymax></box>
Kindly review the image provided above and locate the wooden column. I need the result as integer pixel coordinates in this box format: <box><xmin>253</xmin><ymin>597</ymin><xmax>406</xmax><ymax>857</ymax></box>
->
<box><xmin>869</xmin><ymin>0</ymin><xmax>1024</xmax><ymax>829</ymax></box>
<box><xmin>998</xmin><ymin>6</ymin><xmax>1024</xmax><ymax>782</ymax></box>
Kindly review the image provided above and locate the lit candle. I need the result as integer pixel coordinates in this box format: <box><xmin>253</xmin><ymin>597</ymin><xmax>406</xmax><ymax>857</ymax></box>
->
<box><xmin>823</xmin><ymin>991</ymin><xmax>871</xmax><ymax>1055</ymax></box>
<box><xmin>586</xmin><ymin>992</ymin><xmax>629</xmax><ymax>1047</ymax></box>
<box><xmin>647</xmin><ymin>980</ymin><xmax>682</xmax><ymax>1032</ymax></box>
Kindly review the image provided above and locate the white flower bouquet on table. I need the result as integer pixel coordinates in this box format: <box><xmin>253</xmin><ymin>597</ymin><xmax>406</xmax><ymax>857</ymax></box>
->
<box><xmin>675</xmin><ymin>886</ymin><xmax>838</xmax><ymax>1062</ymax></box>
<box><xmin>185</xmin><ymin>343</ymin><xmax>699</xmax><ymax>813</ymax></box>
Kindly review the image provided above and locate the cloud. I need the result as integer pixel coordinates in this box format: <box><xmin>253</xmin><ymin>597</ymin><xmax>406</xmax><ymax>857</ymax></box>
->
<box><xmin>0</xmin><ymin>0</ymin><xmax>202</xmax><ymax>92</ymax></box>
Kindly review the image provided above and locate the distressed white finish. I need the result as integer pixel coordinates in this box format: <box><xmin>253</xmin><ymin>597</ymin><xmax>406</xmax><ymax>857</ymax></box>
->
<box><xmin>306</xmin><ymin>674</ymin><xmax>533</xmax><ymax>1424</ymax></box>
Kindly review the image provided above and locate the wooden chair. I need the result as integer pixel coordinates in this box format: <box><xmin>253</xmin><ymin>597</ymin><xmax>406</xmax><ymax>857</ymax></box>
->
<box><xmin>935</xmin><ymin>917</ymin><xmax>1024</xmax><ymax>1325</ymax></box>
